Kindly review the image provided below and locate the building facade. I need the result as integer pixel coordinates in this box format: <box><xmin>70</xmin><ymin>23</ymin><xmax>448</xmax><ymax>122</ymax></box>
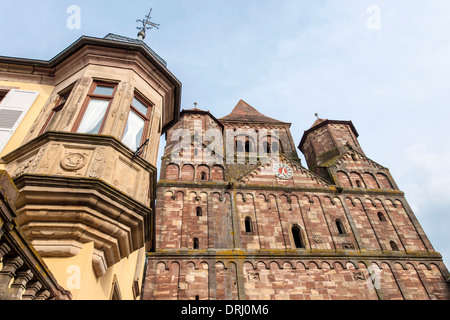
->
<box><xmin>142</xmin><ymin>100</ymin><xmax>450</xmax><ymax>300</ymax></box>
<box><xmin>0</xmin><ymin>33</ymin><xmax>181</xmax><ymax>300</ymax></box>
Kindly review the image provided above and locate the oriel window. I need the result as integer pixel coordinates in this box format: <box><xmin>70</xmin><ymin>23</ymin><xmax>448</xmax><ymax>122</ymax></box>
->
<box><xmin>40</xmin><ymin>86</ymin><xmax>73</xmax><ymax>134</ymax></box>
<box><xmin>122</xmin><ymin>94</ymin><xmax>152</xmax><ymax>151</ymax></box>
<box><xmin>74</xmin><ymin>82</ymin><xmax>117</xmax><ymax>135</ymax></box>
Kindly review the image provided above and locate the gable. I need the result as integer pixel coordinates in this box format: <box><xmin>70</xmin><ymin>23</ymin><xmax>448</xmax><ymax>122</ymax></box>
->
<box><xmin>323</xmin><ymin>149</ymin><xmax>396</xmax><ymax>190</ymax></box>
<box><xmin>238</xmin><ymin>154</ymin><xmax>330</xmax><ymax>188</ymax></box>
<box><xmin>321</xmin><ymin>149</ymin><xmax>387</xmax><ymax>172</ymax></box>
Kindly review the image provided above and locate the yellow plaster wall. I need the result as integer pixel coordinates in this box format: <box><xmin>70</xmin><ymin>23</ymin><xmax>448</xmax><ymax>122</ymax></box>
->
<box><xmin>43</xmin><ymin>242</ymin><xmax>146</xmax><ymax>300</ymax></box>
<box><xmin>0</xmin><ymin>80</ymin><xmax>54</xmax><ymax>163</ymax></box>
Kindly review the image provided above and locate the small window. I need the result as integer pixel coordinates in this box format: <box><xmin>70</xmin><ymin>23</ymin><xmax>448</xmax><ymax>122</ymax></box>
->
<box><xmin>201</xmin><ymin>172</ymin><xmax>207</xmax><ymax>181</ymax></box>
<box><xmin>351</xmin><ymin>154</ymin><xmax>357</xmax><ymax>161</ymax></box>
<box><xmin>196</xmin><ymin>207</ymin><xmax>202</xmax><ymax>217</ymax></box>
<box><xmin>356</xmin><ymin>180</ymin><xmax>362</xmax><ymax>188</ymax></box>
<box><xmin>40</xmin><ymin>87</ymin><xmax>73</xmax><ymax>134</ymax></box>
<box><xmin>378</xmin><ymin>212</ymin><xmax>387</xmax><ymax>222</ymax></box>
<box><xmin>336</xmin><ymin>219</ymin><xmax>346</xmax><ymax>235</ymax></box>
<box><xmin>292</xmin><ymin>226</ymin><xmax>305</xmax><ymax>249</ymax></box>
<box><xmin>245</xmin><ymin>217</ymin><xmax>253</xmax><ymax>233</ymax></box>
<box><xmin>193</xmin><ymin>238</ymin><xmax>199</xmax><ymax>249</ymax></box>
<box><xmin>75</xmin><ymin>82</ymin><xmax>117</xmax><ymax>135</ymax></box>
<box><xmin>390</xmin><ymin>241</ymin><xmax>399</xmax><ymax>251</ymax></box>
<box><xmin>195</xmin><ymin>295</ymin><xmax>200</xmax><ymax>301</ymax></box>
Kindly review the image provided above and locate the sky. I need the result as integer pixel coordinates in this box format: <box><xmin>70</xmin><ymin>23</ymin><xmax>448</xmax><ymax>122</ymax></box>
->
<box><xmin>1</xmin><ymin>0</ymin><xmax>449</xmax><ymax>268</ymax></box>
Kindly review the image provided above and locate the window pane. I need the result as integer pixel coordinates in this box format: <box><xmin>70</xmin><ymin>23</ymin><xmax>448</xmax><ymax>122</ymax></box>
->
<box><xmin>77</xmin><ymin>99</ymin><xmax>109</xmax><ymax>134</ymax></box>
<box><xmin>94</xmin><ymin>86</ymin><xmax>114</xmax><ymax>96</ymax></box>
<box><xmin>122</xmin><ymin>110</ymin><xmax>145</xmax><ymax>150</ymax></box>
<box><xmin>132</xmin><ymin>97</ymin><xmax>148</xmax><ymax>115</ymax></box>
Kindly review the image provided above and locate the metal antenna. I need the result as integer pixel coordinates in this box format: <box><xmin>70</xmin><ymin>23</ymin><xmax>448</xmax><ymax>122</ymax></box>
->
<box><xmin>136</xmin><ymin>8</ymin><xmax>160</xmax><ymax>40</ymax></box>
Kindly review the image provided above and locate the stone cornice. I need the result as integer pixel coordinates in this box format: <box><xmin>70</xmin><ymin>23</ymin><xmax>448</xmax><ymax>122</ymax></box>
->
<box><xmin>157</xmin><ymin>180</ymin><xmax>405</xmax><ymax>197</ymax></box>
<box><xmin>147</xmin><ymin>248</ymin><xmax>444</xmax><ymax>263</ymax></box>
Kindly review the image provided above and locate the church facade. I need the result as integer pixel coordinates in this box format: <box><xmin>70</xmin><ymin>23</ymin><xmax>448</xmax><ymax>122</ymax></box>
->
<box><xmin>142</xmin><ymin>100</ymin><xmax>450</xmax><ymax>300</ymax></box>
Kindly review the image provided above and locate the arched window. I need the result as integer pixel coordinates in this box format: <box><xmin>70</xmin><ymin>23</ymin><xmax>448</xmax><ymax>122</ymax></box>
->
<box><xmin>193</xmin><ymin>238</ymin><xmax>199</xmax><ymax>249</ymax></box>
<box><xmin>390</xmin><ymin>241</ymin><xmax>399</xmax><ymax>251</ymax></box>
<box><xmin>336</xmin><ymin>219</ymin><xmax>346</xmax><ymax>235</ymax></box>
<box><xmin>356</xmin><ymin>180</ymin><xmax>362</xmax><ymax>188</ymax></box>
<box><xmin>378</xmin><ymin>212</ymin><xmax>387</xmax><ymax>222</ymax></box>
<box><xmin>292</xmin><ymin>226</ymin><xmax>305</xmax><ymax>249</ymax></box>
<box><xmin>201</xmin><ymin>172</ymin><xmax>207</xmax><ymax>181</ymax></box>
<box><xmin>196</xmin><ymin>207</ymin><xmax>202</xmax><ymax>217</ymax></box>
<box><xmin>195</xmin><ymin>295</ymin><xmax>200</xmax><ymax>301</ymax></box>
<box><xmin>245</xmin><ymin>217</ymin><xmax>253</xmax><ymax>233</ymax></box>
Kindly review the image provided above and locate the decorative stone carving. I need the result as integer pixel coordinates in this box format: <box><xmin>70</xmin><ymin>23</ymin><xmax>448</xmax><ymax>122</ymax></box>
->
<box><xmin>38</xmin><ymin>144</ymin><xmax>61</xmax><ymax>172</ymax></box>
<box><xmin>60</xmin><ymin>153</ymin><xmax>86</xmax><ymax>172</ymax></box>
<box><xmin>248</xmin><ymin>272</ymin><xmax>260</xmax><ymax>282</ymax></box>
<box><xmin>313</xmin><ymin>235</ymin><xmax>323</xmax><ymax>244</ymax></box>
<box><xmin>343</xmin><ymin>243</ymin><xmax>355</xmax><ymax>250</ymax></box>
<box><xmin>353</xmin><ymin>272</ymin><xmax>366</xmax><ymax>281</ymax></box>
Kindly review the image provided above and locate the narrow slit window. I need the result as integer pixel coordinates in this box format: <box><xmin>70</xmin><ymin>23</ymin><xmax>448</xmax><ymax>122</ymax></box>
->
<box><xmin>292</xmin><ymin>226</ymin><xmax>305</xmax><ymax>249</ymax></box>
<box><xmin>193</xmin><ymin>238</ymin><xmax>199</xmax><ymax>250</ymax></box>
<box><xmin>390</xmin><ymin>241</ymin><xmax>399</xmax><ymax>251</ymax></box>
<box><xmin>196</xmin><ymin>207</ymin><xmax>202</xmax><ymax>217</ymax></box>
<box><xmin>336</xmin><ymin>219</ymin><xmax>345</xmax><ymax>235</ymax></box>
<box><xmin>201</xmin><ymin>172</ymin><xmax>207</xmax><ymax>181</ymax></box>
<box><xmin>245</xmin><ymin>217</ymin><xmax>253</xmax><ymax>233</ymax></box>
<box><xmin>378</xmin><ymin>212</ymin><xmax>387</xmax><ymax>222</ymax></box>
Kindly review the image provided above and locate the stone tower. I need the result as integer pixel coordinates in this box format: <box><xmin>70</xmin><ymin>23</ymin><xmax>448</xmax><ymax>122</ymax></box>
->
<box><xmin>142</xmin><ymin>100</ymin><xmax>450</xmax><ymax>300</ymax></box>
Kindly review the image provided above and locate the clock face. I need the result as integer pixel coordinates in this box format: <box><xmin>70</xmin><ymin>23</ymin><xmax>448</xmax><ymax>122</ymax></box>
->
<box><xmin>273</xmin><ymin>163</ymin><xmax>293</xmax><ymax>180</ymax></box>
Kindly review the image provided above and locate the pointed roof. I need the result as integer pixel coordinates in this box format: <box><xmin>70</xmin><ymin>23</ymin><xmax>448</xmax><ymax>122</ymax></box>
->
<box><xmin>311</xmin><ymin>118</ymin><xmax>326</xmax><ymax>128</ymax></box>
<box><xmin>180</xmin><ymin>106</ymin><xmax>224</xmax><ymax>129</ymax></box>
<box><xmin>220</xmin><ymin>100</ymin><xmax>290</xmax><ymax>125</ymax></box>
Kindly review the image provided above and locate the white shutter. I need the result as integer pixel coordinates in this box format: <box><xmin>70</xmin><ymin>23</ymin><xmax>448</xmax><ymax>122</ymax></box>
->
<box><xmin>0</xmin><ymin>89</ymin><xmax>39</xmax><ymax>153</ymax></box>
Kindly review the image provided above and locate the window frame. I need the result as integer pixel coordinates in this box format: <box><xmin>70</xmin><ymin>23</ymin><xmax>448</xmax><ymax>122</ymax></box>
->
<box><xmin>121</xmin><ymin>92</ymin><xmax>153</xmax><ymax>152</ymax></box>
<box><xmin>72</xmin><ymin>81</ymin><xmax>117</xmax><ymax>135</ymax></box>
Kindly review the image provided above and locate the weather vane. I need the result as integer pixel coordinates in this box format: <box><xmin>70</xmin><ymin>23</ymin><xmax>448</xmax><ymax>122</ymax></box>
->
<box><xmin>136</xmin><ymin>8</ymin><xmax>160</xmax><ymax>40</ymax></box>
